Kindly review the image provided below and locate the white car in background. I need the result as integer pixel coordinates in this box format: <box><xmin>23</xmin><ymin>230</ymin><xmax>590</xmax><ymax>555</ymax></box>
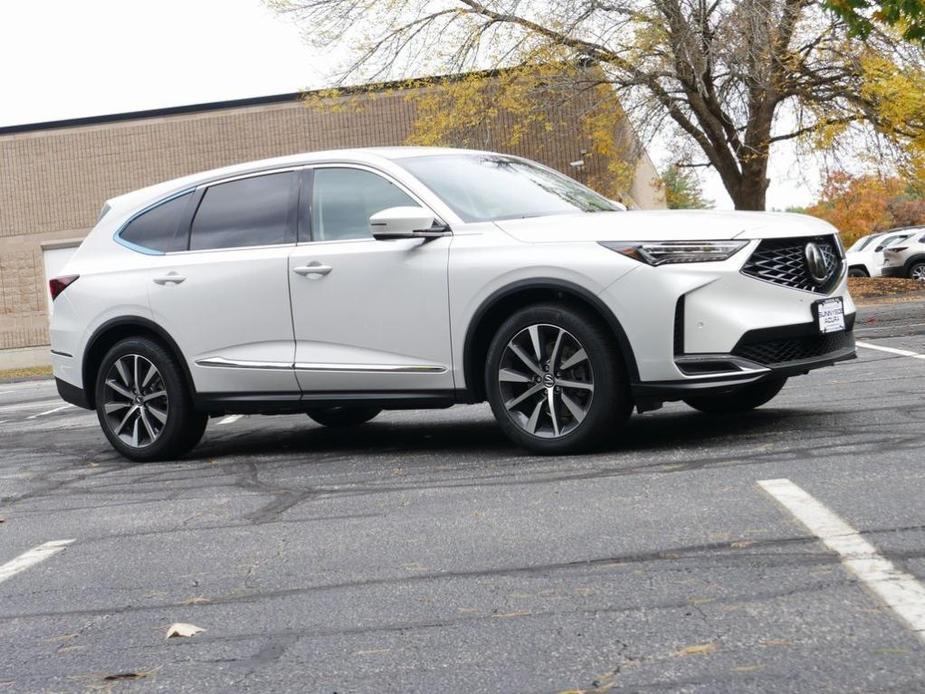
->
<box><xmin>48</xmin><ymin>148</ymin><xmax>856</xmax><ymax>461</ymax></box>
<box><xmin>846</xmin><ymin>230</ymin><xmax>914</xmax><ymax>277</ymax></box>
<box><xmin>881</xmin><ymin>229</ymin><xmax>925</xmax><ymax>281</ymax></box>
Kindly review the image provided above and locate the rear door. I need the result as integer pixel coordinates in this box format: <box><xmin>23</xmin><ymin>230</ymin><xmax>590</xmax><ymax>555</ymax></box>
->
<box><xmin>145</xmin><ymin>170</ymin><xmax>300</xmax><ymax>395</ymax></box>
<box><xmin>288</xmin><ymin>165</ymin><xmax>453</xmax><ymax>394</ymax></box>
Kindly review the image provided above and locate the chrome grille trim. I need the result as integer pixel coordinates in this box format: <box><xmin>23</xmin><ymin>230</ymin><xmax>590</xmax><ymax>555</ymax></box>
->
<box><xmin>741</xmin><ymin>235</ymin><xmax>844</xmax><ymax>293</ymax></box>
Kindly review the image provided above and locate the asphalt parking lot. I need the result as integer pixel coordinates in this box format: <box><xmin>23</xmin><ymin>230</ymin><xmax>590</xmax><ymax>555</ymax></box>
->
<box><xmin>2</xmin><ymin>300</ymin><xmax>924</xmax><ymax>693</ymax></box>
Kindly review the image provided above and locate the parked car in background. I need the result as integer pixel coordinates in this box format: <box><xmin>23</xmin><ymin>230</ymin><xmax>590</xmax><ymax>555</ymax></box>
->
<box><xmin>881</xmin><ymin>229</ymin><xmax>925</xmax><ymax>281</ymax></box>
<box><xmin>846</xmin><ymin>229</ymin><xmax>915</xmax><ymax>277</ymax></box>
<box><xmin>49</xmin><ymin>148</ymin><xmax>856</xmax><ymax>461</ymax></box>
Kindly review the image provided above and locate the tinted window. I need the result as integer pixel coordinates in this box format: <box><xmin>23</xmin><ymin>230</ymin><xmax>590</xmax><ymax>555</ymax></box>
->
<box><xmin>398</xmin><ymin>154</ymin><xmax>619</xmax><ymax>222</ymax></box>
<box><xmin>120</xmin><ymin>193</ymin><xmax>192</xmax><ymax>253</ymax></box>
<box><xmin>190</xmin><ymin>172</ymin><xmax>296</xmax><ymax>251</ymax></box>
<box><xmin>311</xmin><ymin>168</ymin><xmax>416</xmax><ymax>241</ymax></box>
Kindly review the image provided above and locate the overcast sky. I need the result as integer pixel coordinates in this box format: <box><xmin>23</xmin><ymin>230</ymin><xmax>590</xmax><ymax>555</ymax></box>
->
<box><xmin>1</xmin><ymin>0</ymin><xmax>817</xmax><ymax>210</ymax></box>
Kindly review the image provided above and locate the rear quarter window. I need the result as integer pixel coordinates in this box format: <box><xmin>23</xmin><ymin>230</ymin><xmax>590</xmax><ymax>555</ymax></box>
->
<box><xmin>119</xmin><ymin>193</ymin><xmax>193</xmax><ymax>253</ymax></box>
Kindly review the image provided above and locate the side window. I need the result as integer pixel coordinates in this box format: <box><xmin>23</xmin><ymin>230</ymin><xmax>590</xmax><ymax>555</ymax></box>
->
<box><xmin>190</xmin><ymin>172</ymin><xmax>296</xmax><ymax>251</ymax></box>
<box><xmin>311</xmin><ymin>168</ymin><xmax>417</xmax><ymax>242</ymax></box>
<box><xmin>119</xmin><ymin>192</ymin><xmax>192</xmax><ymax>253</ymax></box>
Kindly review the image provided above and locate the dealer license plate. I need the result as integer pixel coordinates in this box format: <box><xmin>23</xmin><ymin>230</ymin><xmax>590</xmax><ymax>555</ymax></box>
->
<box><xmin>815</xmin><ymin>298</ymin><xmax>845</xmax><ymax>334</ymax></box>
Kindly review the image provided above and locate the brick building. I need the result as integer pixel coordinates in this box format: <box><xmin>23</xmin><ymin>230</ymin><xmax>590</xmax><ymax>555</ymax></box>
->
<box><xmin>0</xmin><ymin>78</ymin><xmax>664</xmax><ymax>369</ymax></box>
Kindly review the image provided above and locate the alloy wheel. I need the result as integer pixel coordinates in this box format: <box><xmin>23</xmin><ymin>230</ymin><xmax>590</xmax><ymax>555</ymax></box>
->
<box><xmin>497</xmin><ymin>323</ymin><xmax>594</xmax><ymax>439</ymax></box>
<box><xmin>912</xmin><ymin>264</ymin><xmax>925</xmax><ymax>282</ymax></box>
<box><xmin>102</xmin><ymin>354</ymin><xmax>169</xmax><ymax>448</ymax></box>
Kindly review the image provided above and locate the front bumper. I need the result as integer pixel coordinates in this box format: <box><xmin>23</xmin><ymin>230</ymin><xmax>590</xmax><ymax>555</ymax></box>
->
<box><xmin>632</xmin><ymin>316</ymin><xmax>856</xmax><ymax>403</ymax></box>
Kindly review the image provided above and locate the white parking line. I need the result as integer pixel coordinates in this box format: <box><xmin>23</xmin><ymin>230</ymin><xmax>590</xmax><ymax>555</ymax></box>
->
<box><xmin>218</xmin><ymin>414</ymin><xmax>244</xmax><ymax>425</ymax></box>
<box><xmin>856</xmin><ymin>341</ymin><xmax>925</xmax><ymax>361</ymax></box>
<box><xmin>26</xmin><ymin>403</ymin><xmax>73</xmax><ymax>420</ymax></box>
<box><xmin>0</xmin><ymin>540</ymin><xmax>75</xmax><ymax>586</ymax></box>
<box><xmin>759</xmin><ymin>479</ymin><xmax>925</xmax><ymax>643</ymax></box>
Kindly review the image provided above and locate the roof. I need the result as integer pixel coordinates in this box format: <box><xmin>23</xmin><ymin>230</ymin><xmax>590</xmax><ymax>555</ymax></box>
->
<box><xmin>104</xmin><ymin>146</ymin><xmax>486</xmax><ymax>213</ymax></box>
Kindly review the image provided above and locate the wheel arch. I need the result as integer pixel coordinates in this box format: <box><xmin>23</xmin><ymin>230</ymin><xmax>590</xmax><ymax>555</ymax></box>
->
<box><xmin>903</xmin><ymin>254</ymin><xmax>925</xmax><ymax>275</ymax></box>
<box><xmin>82</xmin><ymin>316</ymin><xmax>195</xmax><ymax>408</ymax></box>
<box><xmin>461</xmin><ymin>279</ymin><xmax>639</xmax><ymax>403</ymax></box>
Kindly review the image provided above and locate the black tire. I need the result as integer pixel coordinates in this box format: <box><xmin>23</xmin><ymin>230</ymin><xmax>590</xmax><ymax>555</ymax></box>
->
<box><xmin>485</xmin><ymin>303</ymin><xmax>632</xmax><ymax>455</ymax></box>
<box><xmin>847</xmin><ymin>267</ymin><xmax>869</xmax><ymax>278</ymax></box>
<box><xmin>94</xmin><ymin>337</ymin><xmax>207</xmax><ymax>462</ymax></box>
<box><xmin>683</xmin><ymin>377</ymin><xmax>787</xmax><ymax>414</ymax></box>
<box><xmin>909</xmin><ymin>262</ymin><xmax>925</xmax><ymax>282</ymax></box>
<box><xmin>306</xmin><ymin>406</ymin><xmax>381</xmax><ymax>428</ymax></box>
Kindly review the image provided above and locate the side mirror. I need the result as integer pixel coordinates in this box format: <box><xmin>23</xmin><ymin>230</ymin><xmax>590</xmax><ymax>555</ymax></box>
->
<box><xmin>370</xmin><ymin>206</ymin><xmax>449</xmax><ymax>240</ymax></box>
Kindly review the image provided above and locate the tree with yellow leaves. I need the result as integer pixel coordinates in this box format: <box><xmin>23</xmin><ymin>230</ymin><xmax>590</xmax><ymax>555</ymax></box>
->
<box><xmin>270</xmin><ymin>0</ymin><xmax>925</xmax><ymax>211</ymax></box>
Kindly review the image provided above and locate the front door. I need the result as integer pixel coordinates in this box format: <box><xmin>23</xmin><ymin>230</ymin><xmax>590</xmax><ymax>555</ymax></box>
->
<box><xmin>288</xmin><ymin>166</ymin><xmax>453</xmax><ymax>394</ymax></box>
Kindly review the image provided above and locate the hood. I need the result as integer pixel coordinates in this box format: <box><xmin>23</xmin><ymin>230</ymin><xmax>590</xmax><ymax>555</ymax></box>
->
<box><xmin>494</xmin><ymin>210</ymin><xmax>839</xmax><ymax>243</ymax></box>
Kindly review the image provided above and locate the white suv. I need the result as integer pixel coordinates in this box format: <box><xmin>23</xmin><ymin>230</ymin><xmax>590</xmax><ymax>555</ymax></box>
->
<box><xmin>50</xmin><ymin>148</ymin><xmax>856</xmax><ymax>461</ymax></box>
<box><xmin>881</xmin><ymin>229</ymin><xmax>925</xmax><ymax>281</ymax></box>
<box><xmin>846</xmin><ymin>230</ymin><xmax>913</xmax><ymax>277</ymax></box>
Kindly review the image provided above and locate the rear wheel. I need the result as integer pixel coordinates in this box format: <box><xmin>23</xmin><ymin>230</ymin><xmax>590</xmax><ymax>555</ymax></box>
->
<box><xmin>683</xmin><ymin>377</ymin><xmax>787</xmax><ymax>414</ymax></box>
<box><xmin>95</xmin><ymin>337</ymin><xmax>207</xmax><ymax>462</ymax></box>
<box><xmin>485</xmin><ymin>303</ymin><xmax>632</xmax><ymax>455</ymax></box>
<box><xmin>910</xmin><ymin>262</ymin><xmax>925</xmax><ymax>282</ymax></box>
<box><xmin>306</xmin><ymin>406</ymin><xmax>381</xmax><ymax>428</ymax></box>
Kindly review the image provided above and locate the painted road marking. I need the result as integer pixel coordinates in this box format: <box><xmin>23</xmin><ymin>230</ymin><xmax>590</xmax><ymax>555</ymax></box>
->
<box><xmin>218</xmin><ymin>414</ymin><xmax>244</xmax><ymax>425</ymax></box>
<box><xmin>0</xmin><ymin>399</ymin><xmax>63</xmax><ymax>414</ymax></box>
<box><xmin>759</xmin><ymin>478</ymin><xmax>925</xmax><ymax>643</ymax></box>
<box><xmin>26</xmin><ymin>404</ymin><xmax>74</xmax><ymax>420</ymax></box>
<box><xmin>856</xmin><ymin>340</ymin><xmax>925</xmax><ymax>361</ymax></box>
<box><xmin>0</xmin><ymin>540</ymin><xmax>76</xmax><ymax>586</ymax></box>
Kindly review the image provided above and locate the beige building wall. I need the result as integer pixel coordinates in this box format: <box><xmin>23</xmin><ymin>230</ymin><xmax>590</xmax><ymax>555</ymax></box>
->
<box><xmin>0</xmin><ymin>85</ymin><xmax>664</xmax><ymax>366</ymax></box>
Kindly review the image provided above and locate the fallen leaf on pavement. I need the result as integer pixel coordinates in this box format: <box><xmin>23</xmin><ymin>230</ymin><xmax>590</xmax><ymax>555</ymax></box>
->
<box><xmin>166</xmin><ymin>623</ymin><xmax>205</xmax><ymax>639</ymax></box>
<box><xmin>676</xmin><ymin>643</ymin><xmax>716</xmax><ymax>657</ymax></box>
<box><xmin>182</xmin><ymin>595</ymin><xmax>210</xmax><ymax>606</ymax></box>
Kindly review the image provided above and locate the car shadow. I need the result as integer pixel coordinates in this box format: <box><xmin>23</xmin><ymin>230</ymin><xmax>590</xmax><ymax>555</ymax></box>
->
<box><xmin>187</xmin><ymin>406</ymin><xmax>808</xmax><ymax>462</ymax></box>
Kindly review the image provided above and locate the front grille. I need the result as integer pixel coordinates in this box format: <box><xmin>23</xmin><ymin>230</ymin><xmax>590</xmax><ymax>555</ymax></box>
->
<box><xmin>733</xmin><ymin>330</ymin><xmax>854</xmax><ymax>366</ymax></box>
<box><xmin>741</xmin><ymin>235</ymin><xmax>843</xmax><ymax>293</ymax></box>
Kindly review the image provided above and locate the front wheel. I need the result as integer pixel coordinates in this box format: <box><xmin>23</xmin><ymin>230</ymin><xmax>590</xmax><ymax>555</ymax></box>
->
<box><xmin>847</xmin><ymin>267</ymin><xmax>869</xmax><ymax>278</ymax></box>
<box><xmin>306</xmin><ymin>406</ymin><xmax>381</xmax><ymax>428</ymax></box>
<box><xmin>485</xmin><ymin>303</ymin><xmax>632</xmax><ymax>455</ymax></box>
<box><xmin>909</xmin><ymin>262</ymin><xmax>925</xmax><ymax>282</ymax></box>
<box><xmin>95</xmin><ymin>337</ymin><xmax>207</xmax><ymax>462</ymax></box>
<box><xmin>683</xmin><ymin>377</ymin><xmax>787</xmax><ymax>414</ymax></box>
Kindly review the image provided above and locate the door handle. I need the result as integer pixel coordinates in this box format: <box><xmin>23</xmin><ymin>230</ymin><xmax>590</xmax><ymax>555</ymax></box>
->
<box><xmin>293</xmin><ymin>263</ymin><xmax>333</xmax><ymax>278</ymax></box>
<box><xmin>153</xmin><ymin>272</ymin><xmax>186</xmax><ymax>285</ymax></box>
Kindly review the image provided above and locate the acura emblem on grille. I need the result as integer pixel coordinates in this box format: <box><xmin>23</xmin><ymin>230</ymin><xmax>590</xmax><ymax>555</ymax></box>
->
<box><xmin>804</xmin><ymin>242</ymin><xmax>830</xmax><ymax>283</ymax></box>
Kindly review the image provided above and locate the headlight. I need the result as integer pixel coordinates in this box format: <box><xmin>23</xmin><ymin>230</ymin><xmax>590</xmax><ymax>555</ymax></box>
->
<box><xmin>599</xmin><ymin>240</ymin><xmax>748</xmax><ymax>266</ymax></box>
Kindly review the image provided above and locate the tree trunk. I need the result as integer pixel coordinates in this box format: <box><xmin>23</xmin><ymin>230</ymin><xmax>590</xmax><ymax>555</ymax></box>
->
<box><xmin>732</xmin><ymin>172</ymin><xmax>770</xmax><ymax>211</ymax></box>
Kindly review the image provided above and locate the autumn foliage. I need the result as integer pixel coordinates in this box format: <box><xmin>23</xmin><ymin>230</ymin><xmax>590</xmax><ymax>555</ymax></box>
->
<box><xmin>807</xmin><ymin>171</ymin><xmax>925</xmax><ymax>244</ymax></box>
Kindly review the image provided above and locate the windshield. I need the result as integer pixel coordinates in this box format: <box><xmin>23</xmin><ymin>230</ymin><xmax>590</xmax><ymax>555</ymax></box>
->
<box><xmin>397</xmin><ymin>154</ymin><xmax>620</xmax><ymax>222</ymax></box>
<box><xmin>850</xmin><ymin>234</ymin><xmax>880</xmax><ymax>251</ymax></box>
